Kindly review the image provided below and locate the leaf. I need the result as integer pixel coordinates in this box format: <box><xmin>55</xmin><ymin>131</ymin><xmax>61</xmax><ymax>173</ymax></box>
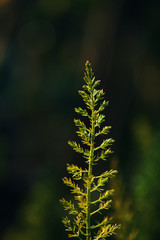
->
<box><xmin>68</xmin><ymin>141</ymin><xmax>84</xmax><ymax>154</ymax></box>
<box><xmin>62</xmin><ymin>177</ymin><xmax>76</xmax><ymax>188</ymax></box>
<box><xmin>95</xmin><ymin>114</ymin><xmax>105</xmax><ymax>127</ymax></box>
<box><xmin>93</xmin><ymin>89</ymin><xmax>99</xmax><ymax>97</ymax></box>
<box><xmin>94</xmin><ymin>224</ymin><xmax>121</xmax><ymax>239</ymax></box>
<box><xmin>90</xmin><ymin>216</ymin><xmax>109</xmax><ymax>229</ymax></box>
<box><xmin>75</xmin><ymin>195</ymin><xmax>87</xmax><ymax>213</ymax></box>
<box><xmin>93</xmin><ymin>80</ymin><xmax>101</xmax><ymax>88</ymax></box>
<box><xmin>95</xmin><ymin>138</ymin><xmax>115</xmax><ymax>151</ymax></box>
<box><xmin>84</xmin><ymin>60</ymin><xmax>94</xmax><ymax>82</ymax></box>
<box><xmin>94</xmin><ymin>148</ymin><xmax>114</xmax><ymax>162</ymax></box>
<box><xmin>60</xmin><ymin>198</ymin><xmax>79</xmax><ymax>215</ymax></box>
<box><xmin>90</xmin><ymin>200</ymin><xmax>112</xmax><ymax>216</ymax></box>
<box><xmin>67</xmin><ymin>164</ymin><xmax>87</xmax><ymax>180</ymax></box>
<box><xmin>82</xmin><ymin>84</ymin><xmax>91</xmax><ymax>93</ymax></box>
<box><xmin>75</xmin><ymin>107</ymin><xmax>89</xmax><ymax>117</ymax></box>
<box><xmin>97</xmin><ymin>100</ymin><xmax>109</xmax><ymax>113</ymax></box>
<box><xmin>74</xmin><ymin>119</ymin><xmax>88</xmax><ymax>132</ymax></box>
<box><xmin>78</xmin><ymin>90</ymin><xmax>91</xmax><ymax>108</ymax></box>
<box><xmin>71</xmin><ymin>184</ymin><xmax>86</xmax><ymax>196</ymax></box>
<box><xmin>94</xmin><ymin>169</ymin><xmax>118</xmax><ymax>180</ymax></box>
<box><xmin>95</xmin><ymin>89</ymin><xmax>105</xmax><ymax>102</ymax></box>
<box><xmin>95</xmin><ymin>126</ymin><xmax>111</xmax><ymax>137</ymax></box>
<box><xmin>62</xmin><ymin>216</ymin><xmax>72</xmax><ymax>231</ymax></box>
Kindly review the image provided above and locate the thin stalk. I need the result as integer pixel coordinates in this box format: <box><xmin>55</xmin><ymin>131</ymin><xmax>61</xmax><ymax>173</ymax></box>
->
<box><xmin>86</xmin><ymin>92</ymin><xmax>95</xmax><ymax>240</ymax></box>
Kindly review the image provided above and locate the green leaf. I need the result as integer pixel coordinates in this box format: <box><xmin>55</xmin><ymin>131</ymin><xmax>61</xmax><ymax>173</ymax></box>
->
<box><xmin>95</xmin><ymin>114</ymin><xmax>105</xmax><ymax>127</ymax></box>
<box><xmin>75</xmin><ymin>107</ymin><xmax>89</xmax><ymax>117</ymax></box>
<box><xmin>71</xmin><ymin>184</ymin><xmax>86</xmax><ymax>196</ymax></box>
<box><xmin>74</xmin><ymin>119</ymin><xmax>88</xmax><ymax>131</ymax></box>
<box><xmin>97</xmin><ymin>100</ymin><xmax>109</xmax><ymax>113</ymax></box>
<box><xmin>93</xmin><ymin>169</ymin><xmax>118</xmax><ymax>180</ymax></box>
<box><xmin>95</xmin><ymin>89</ymin><xmax>105</xmax><ymax>102</ymax></box>
<box><xmin>84</xmin><ymin>60</ymin><xmax>94</xmax><ymax>82</ymax></box>
<box><xmin>94</xmin><ymin>224</ymin><xmax>121</xmax><ymax>239</ymax></box>
<box><xmin>78</xmin><ymin>90</ymin><xmax>90</xmax><ymax>107</ymax></box>
<box><xmin>93</xmin><ymin>80</ymin><xmax>101</xmax><ymax>88</ymax></box>
<box><xmin>62</xmin><ymin>177</ymin><xmax>76</xmax><ymax>189</ymax></box>
<box><xmin>74</xmin><ymin>119</ymin><xmax>90</xmax><ymax>145</ymax></box>
<box><xmin>93</xmin><ymin>89</ymin><xmax>99</xmax><ymax>97</ymax></box>
<box><xmin>82</xmin><ymin>84</ymin><xmax>91</xmax><ymax>93</ymax></box>
<box><xmin>90</xmin><ymin>216</ymin><xmax>109</xmax><ymax>229</ymax></box>
<box><xmin>62</xmin><ymin>216</ymin><xmax>72</xmax><ymax>231</ymax></box>
<box><xmin>67</xmin><ymin>164</ymin><xmax>88</xmax><ymax>180</ymax></box>
<box><xmin>94</xmin><ymin>148</ymin><xmax>114</xmax><ymax>162</ymax></box>
<box><xmin>95</xmin><ymin>126</ymin><xmax>111</xmax><ymax>137</ymax></box>
<box><xmin>95</xmin><ymin>138</ymin><xmax>115</xmax><ymax>151</ymax></box>
<box><xmin>68</xmin><ymin>141</ymin><xmax>84</xmax><ymax>154</ymax></box>
<box><xmin>60</xmin><ymin>198</ymin><xmax>79</xmax><ymax>215</ymax></box>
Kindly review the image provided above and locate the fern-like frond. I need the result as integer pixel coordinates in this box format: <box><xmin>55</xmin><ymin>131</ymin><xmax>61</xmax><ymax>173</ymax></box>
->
<box><xmin>95</xmin><ymin>138</ymin><xmax>115</xmax><ymax>151</ymax></box>
<box><xmin>60</xmin><ymin>61</ymin><xmax>120</xmax><ymax>240</ymax></box>
<box><xmin>74</xmin><ymin>119</ymin><xmax>91</xmax><ymax>146</ymax></box>
<box><xmin>91</xmin><ymin>189</ymin><xmax>114</xmax><ymax>205</ymax></box>
<box><xmin>90</xmin><ymin>200</ymin><xmax>112</xmax><ymax>216</ymax></box>
<box><xmin>60</xmin><ymin>198</ymin><xmax>79</xmax><ymax>215</ymax></box>
<box><xmin>67</xmin><ymin>164</ymin><xmax>88</xmax><ymax>180</ymax></box>
<box><xmin>94</xmin><ymin>224</ymin><xmax>121</xmax><ymax>239</ymax></box>
<box><xmin>75</xmin><ymin>107</ymin><xmax>89</xmax><ymax>118</ymax></box>
<box><xmin>95</xmin><ymin>126</ymin><xmax>111</xmax><ymax>137</ymax></box>
<box><xmin>93</xmin><ymin>148</ymin><xmax>114</xmax><ymax>162</ymax></box>
<box><xmin>68</xmin><ymin>140</ymin><xmax>84</xmax><ymax>154</ymax></box>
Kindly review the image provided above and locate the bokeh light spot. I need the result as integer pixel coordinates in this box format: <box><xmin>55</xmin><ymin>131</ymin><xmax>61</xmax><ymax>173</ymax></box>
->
<box><xmin>0</xmin><ymin>0</ymin><xmax>10</xmax><ymax>6</ymax></box>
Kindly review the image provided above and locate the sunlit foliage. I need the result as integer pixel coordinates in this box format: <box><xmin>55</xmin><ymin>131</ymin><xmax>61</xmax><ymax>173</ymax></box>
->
<box><xmin>60</xmin><ymin>61</ymin><xmax>120</xmax><ymax>239</ymax></box>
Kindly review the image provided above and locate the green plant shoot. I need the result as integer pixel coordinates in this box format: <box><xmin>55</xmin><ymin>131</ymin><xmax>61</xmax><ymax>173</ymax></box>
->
<box><xmin>60</xmin><ymin>61</ymin><xmax>120</xmax><ymax>239</ymax></box>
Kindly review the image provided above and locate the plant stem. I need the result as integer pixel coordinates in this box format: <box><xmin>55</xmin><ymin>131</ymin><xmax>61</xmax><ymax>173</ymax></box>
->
<box><xmin>86</xmin><ymin>95</ymin><xmax>95</xmax><ymax>240</ymax></box>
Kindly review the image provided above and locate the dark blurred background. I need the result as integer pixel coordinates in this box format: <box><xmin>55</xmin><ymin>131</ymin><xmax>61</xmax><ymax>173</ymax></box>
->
<box><xmin>0</xmin><ymin>0</ymin><xmax>160</xmax><ymax>240</ymax></box>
